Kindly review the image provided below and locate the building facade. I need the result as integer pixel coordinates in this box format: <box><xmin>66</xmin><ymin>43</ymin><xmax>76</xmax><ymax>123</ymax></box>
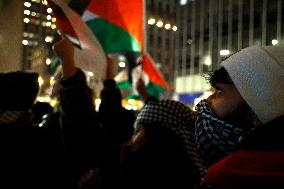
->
<box><xmin>174</xmin><ymin>0</ymin><xmax>284</xmax><ymax>100</ymax></box>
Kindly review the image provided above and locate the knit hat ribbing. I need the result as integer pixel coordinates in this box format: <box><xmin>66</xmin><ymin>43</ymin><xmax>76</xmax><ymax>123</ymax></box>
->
<box><xmin>221</xmin><ymin>46</ymin><xmax>284</xmax><ymax>124</ymax></box>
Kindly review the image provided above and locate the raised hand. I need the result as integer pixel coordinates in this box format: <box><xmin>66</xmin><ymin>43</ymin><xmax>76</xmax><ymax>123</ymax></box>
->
<box><xmin>53</xmin><ymin>36</ymin><xmax>76</xmax><ymax>78</ymax></box>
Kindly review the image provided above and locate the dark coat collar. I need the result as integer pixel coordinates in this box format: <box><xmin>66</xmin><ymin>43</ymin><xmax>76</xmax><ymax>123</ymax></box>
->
<box><xmin>239</xmin><ymin>115</ymin><xmax>284</xmax><ymax>151</ymax></box>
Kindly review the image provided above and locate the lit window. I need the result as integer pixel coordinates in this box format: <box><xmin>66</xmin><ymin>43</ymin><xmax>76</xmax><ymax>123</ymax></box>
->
<box><xmin>46</xmin><ymin>22</ymin><xmax>51</xmax><ymax>27</ymax></box>
<box><xmin>51</xmin><ymin>24</ymin><xmax>57</xmax><ymax>29</ymax></box>
<box><xmin>45</xmin><ymin>36</ymin><xmax>53</xmax><ymax>43</ymax></box>
<box><xmin>46</xmin><ymin>58</ymin><xmax>52</xmax><ymax>65</ymax></box>
<box><xmin>33</xmin><ymin>41</ymin><xmax>39</xmax><ymax>46</ymax></box>
<box><xmin>220</xmin><ymin>49</ymin><xmax>230</xmax><ymax>56</ymax></box>
<box><xmin>28</xmin><ymin>33</ymin><xmax>35</xmax><ymax>38</ymax></box>
<box><xmin>272</xmin><ymin>39</ymin><xmax>278</xmax><ymax>45</ymax></box>
<box><xmin>172</xmin><ymin>26</ymin><xmax>178</xmax><ymax>31</ymax></box>
<box><xmin>23</xmin><ymin>32</ymin><xmax>29</xmax><ymax>37</ymax></box>
<box><xmin>156</xmin><ymin>20</ymin><xmax>163</xmax><ymax>28</ymax></box>
<box><xmin>42</xmin><ymin>0</ymin><xmax>48</xmax><ymax>5</ymax></box>
<box><xmin>47</xmin><ymin>8</ymin><xmax>53</xmax><ymax>13</ymax></box>
<box><xmin>24</xmin><ymin>2</ymin><xmax>31</xmax><ymax>7</ymax></box>
<box><xmin>165</xmin><ymin>23</ymin><xmax>171</xmax><ymax>30</ymax></box>
<box><xmin>24</xmin><ymin>10</ymin><xmax>30</xmax><ymax>15</ymax></box>
<box><xmin>24</xmin><ymin>18</ymin><xmax>30</xmax><ymax>23</ymax></box>
<box><xmin>180</xmin><ymin>0</ymin><xmax>188</xmax><ymax>5</ymax></box>
<box><xmin>148</xmin><ymin>18</ymin><xmax>156</xmax><ymax>25</ymax></box>
<box><xmin>22</xmin><ymin>40</ymin><xmax>29</xmax><ymax>45</ymax></box>
<box><xmin>203</xmin><ymin>55</ymin><xmax>212</xmax><ymax>66</ymax></box>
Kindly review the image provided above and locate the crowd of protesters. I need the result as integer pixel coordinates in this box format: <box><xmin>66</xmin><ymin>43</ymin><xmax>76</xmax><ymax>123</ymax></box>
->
<box><xmin>0</xmin><ymin>35</ymin><xmax>284</xmax><ymax>189</ymax></box>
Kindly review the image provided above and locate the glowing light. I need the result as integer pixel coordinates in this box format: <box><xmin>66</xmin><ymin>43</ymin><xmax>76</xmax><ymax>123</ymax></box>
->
<box><xmin>46</xmin><ymin>15</ymin><xmax>52</xmax><ymax>20</ymax></box>
<box><xmin>51</xmin><ymin>24</ymin><xmax>57</xmax><ymax>29</ymax></box>
<box><xmin>45</xmin><ymin>36</ymin><xmax>53</xmax><ymax>43</ymax></box>
<box><xmin>272</xmin><ymin>39</ymin><xmax>278</xmax><ymax>45</ymax></box>
<box><xmin>180</xmin><ymin>0</ymin><xmax>188</xmax><ymax>5</ymax></box>
<box><xmin>22</xmin><ymin>40</ymin><xmax>29</xmax><ymax>46</ymax></box>
<box><xmin>47</xmin><ymin>8</ymin><xmax>53</xmax><ymax>13</ymax></box>
<box><xmin>31</xmin><ymin>12</ymin><xmax>37</xmax><ymax>17</ymax></box>
<box><xmin>88</xmin><ymin>72</ymin><xmax>94</xmax><ymax>77</ymax></box>
<box><xmin>148</xmin><ymin>18</ymin><xmax>156</xmax><ymax>25</ymax></box>
<box><xmin>24</xmin><ymin>2</ymin><xmax>31</xmax><ymax>7</ymax></box>
<box><xmin>128</xmin><ymin>99</ymin><xmax>135</xmax><ymax>105</ymax></box>
<box><xmin>165</xmin><ymin>23</ymin><xmax>171</xmax><ymax>30</ymax></box>
<box><xmin>172</xmin><ymin>26</ymin><xmax>178</xmax><ymax>31</ymax></box>
<box><xmin>24</xmin><ymin>10</ymin><xmax>30</xmax><ymax>15</ymax></box>
<box><xmin>203</xmin><ymin>56</ymin><xmax>212</xmax><ymax>66</ymax></box>
<box><xmin>38</xmin><ymin>76</ymin><xmax>44</xmax><ymax>86</ymax></box>
<box><xmin>156</xmin><ymin>20</ymin><xmax>163</xmax><ymax>28</ymax></box>
<box><xmin>49</xmin><ymin>77</ymin><xmax>54</xmax><ymax>85</ymax></box>
<box><xmin>95</xmin><ymin>98</ymin><xmax>101</xmax><ymax>106</ymax></box>
<box><xmin>46</xmin><ymin>21</ymin><xmax>51</xmax><ymax>27</ymax></box>
<box><xmin>46</xmin><ymin>58</ymin><xmax>51</xmax><ymax>65</ymax></box>
<box><xmin>52</xmin><ymin>17</ymin><xmax>56</xmax><ymax>22</ymax></box>
<box><xmin>24</xmin><ymin>18</ymin><xmax>30</xmax><ymax>23</ymax></box>
<box><xmin>220</xmin><ymin>49</ymin><xmax>230</xmax><ymax>56</ymax></box>
<box><xmin>42</xmin><ymin>0</ymin><xmax>48</xmax><ymax>5</ymax></box>
<box><xmin>125</xmin><ymin>104</ymin><xmax>132</xmax><ymax>110</ymax></box>
<box><xmin>118</xmin><ymin>61</ymin><xmax>126</xmax><ymax>68</ymax></box>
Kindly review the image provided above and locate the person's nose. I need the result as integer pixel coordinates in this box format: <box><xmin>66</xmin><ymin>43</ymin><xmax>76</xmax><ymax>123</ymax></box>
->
<box><xmin>206</xmin><ymin>93</ymin><xmax>215</xmax><ymax>106</ymax></box>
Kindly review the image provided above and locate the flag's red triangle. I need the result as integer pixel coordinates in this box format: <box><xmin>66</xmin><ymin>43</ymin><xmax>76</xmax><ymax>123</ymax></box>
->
<box><xmin>142</xmin><ymin>53</ymin><xmax>169</xmax><ymax>90</ymax></box>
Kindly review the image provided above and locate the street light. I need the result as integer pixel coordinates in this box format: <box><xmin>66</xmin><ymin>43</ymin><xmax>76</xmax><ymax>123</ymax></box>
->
<box><xmin>156</xmin><ymin>20</ymin><xmax>164</xmax><ymax>28</ymax></box>
<box><xmin>148</xmin><ymin>18</ymin><xmax>156</xmax><ymax>25</ymax></box>
<box><xmin>165</xmin><ymin>24</ymin><xmax>171</xmax><ymax>30</ymax></box>
<box><xmin>172</xmin><ymin>26</ymin><xmax>178</xmax><ymax>31</ymax></box>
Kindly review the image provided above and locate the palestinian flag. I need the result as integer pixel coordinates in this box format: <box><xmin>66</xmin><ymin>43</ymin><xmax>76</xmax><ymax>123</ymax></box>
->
<box><xmin>115</xmin><ymin>53</ymin><xmax>169</xmax><ymax>99</ymax></box>
<box><xmin>47</xmin><ymin>0</ymin><xmax>107</xmax><ymax>79</ymax></box>
<box><xmin>82</xmin><ymin>0</ymin><xmax>143</xmax><ymax>53</ymax></box>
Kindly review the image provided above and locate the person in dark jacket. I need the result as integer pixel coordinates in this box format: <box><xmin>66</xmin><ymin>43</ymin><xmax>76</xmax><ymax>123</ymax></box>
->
<box><xmin>198</xmin><ymin>46</ymin><xmax>284</xmax><ymax>188</ymax></box>
<box><xmin>54</xmin><ymin>36</ymin><xmax>104</xmax><ymax>188</ymax></box>
<box><xmin>0</xmin><ymin>71</ymin><xmax>68</xmax><ymax>188</ymax></box>
<box><xmin>99</xmin><ymin>56</ymin><xmax>135</xmax><ymax>145</ymax></box>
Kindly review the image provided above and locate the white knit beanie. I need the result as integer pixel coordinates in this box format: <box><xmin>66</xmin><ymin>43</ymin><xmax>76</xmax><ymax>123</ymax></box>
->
<box><xmin>221</xmin><ymin>46</ymin><xmax>284</xmax><ymax>124</ymax></box>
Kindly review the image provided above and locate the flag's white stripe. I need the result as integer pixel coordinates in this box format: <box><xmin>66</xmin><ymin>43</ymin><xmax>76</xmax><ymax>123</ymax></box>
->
<box><xmin>115</xmin><ymin>70</ymin><xmax>128</xmax><ymax>83</ymax></box>
<box><xmin>50</xmin><ymin>0</ymin><xmax>107</xmax><ymax>80</ymax></box>
<box><xmin>82</xmin><ymin>10</ymin><xmax>100</xmax><ymax>22</ymax></box>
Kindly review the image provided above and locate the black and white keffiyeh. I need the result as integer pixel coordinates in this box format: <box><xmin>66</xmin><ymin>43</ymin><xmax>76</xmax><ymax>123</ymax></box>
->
<box><xmin>195</xmin><ymin>99</ymin><xmax>244</xmax><ymax>167</ymax></box>
<box><xmin>135</xmin><ymin>100</ymin><xmax>206</xmax><ymax>176</ymax></box>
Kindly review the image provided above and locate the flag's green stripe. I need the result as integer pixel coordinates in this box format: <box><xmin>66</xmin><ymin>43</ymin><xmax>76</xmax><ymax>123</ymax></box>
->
<box><xmin>86</xmin><ymin>18</ymin><xmax>141</xmax><ymax>53</ymax></box>
<box><xmin>146</xmin><ymin>81</ymin><xmax>166</xmax><ymax>99</ymax></box>
<box><xmin>126</xmin><ymin>94</ymin><xmax>140</xmax><ymax>100</ymax></box>
<box><xmin>116</xmin><ymin>80</ymin><xmax>132</xmax><ymax>89</ymax></box>
<box><xmin>50</xmin><ymin>58</ymin><xmax>61</xmax><ymax>75</ymax></box>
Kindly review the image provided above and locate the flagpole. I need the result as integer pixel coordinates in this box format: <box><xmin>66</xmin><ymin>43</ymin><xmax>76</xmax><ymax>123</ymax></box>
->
<box><xmin>143</xmin><ymin>0</ymin><xmax>147</xmax><ymax>53</ymax></box>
